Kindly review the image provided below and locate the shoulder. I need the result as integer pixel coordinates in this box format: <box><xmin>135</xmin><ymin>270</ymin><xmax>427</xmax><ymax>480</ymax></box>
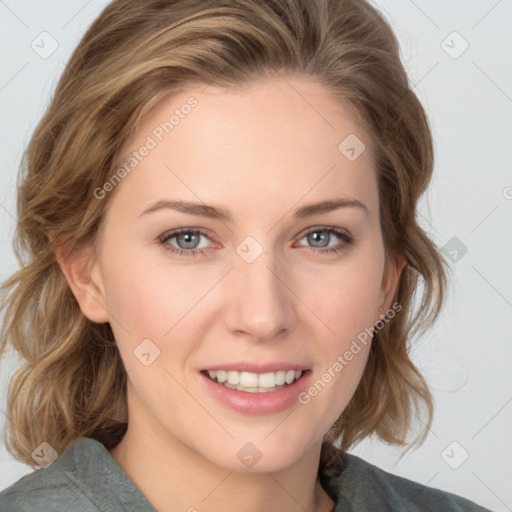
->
<box><xmin>0</xmin><ymin>439</ymin><xmax>98</xmax><ymax>511</ymax></box>
<box><xmin>0</xmin><ymin>437</ymin><xmax>154</xmax><ymax>512</ymax></box>
<box><xmin>321</xmin><ymin>449</ymin><xmax>493</xmax><ymax>511</ymax></box>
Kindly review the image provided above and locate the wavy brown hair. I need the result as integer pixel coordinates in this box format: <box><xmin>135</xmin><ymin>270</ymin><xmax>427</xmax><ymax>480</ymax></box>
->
<box><xmin>0</xmin><ymin>0</ymin><xmax>450</xmax><ymax>469</ymax></box>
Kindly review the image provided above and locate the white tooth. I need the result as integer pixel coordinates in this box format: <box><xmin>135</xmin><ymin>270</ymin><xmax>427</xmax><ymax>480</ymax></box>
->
<box><xmin>275</xmin><ymin>370</ymin><xmax>286</xmax><ymax>385</ymax></box>
<box><xmin>239</xmin><ymin>371</ymin><xmax>259</xmax><ymax>387</ymax></box>
<box><xmin>227</xmin><ymin>371</ymin><xmax>239</xmax><ymax>385</ymax></box>
<box><xmin>285</xmin><ymin>370</ymin><xmax>295</xmax><ymax>384</ymax></box>
<box><xmin>214</xmin><ymin>369</ymin><xmax>305</xmax><ymax>391</ymax></box>
<box><xmin>219</xmin><ymin>380</ymin><xmax>290</xmax><ymax>393</ymax></box>
<box><xmin>258</xmin><ymin>372</ymin><xmax>277</xmax><ymax>388</ymax></box>
<box><xmin>235</xmin><ymin>384</ymin><xmax>258</xmax><ymax>392</ymax></box>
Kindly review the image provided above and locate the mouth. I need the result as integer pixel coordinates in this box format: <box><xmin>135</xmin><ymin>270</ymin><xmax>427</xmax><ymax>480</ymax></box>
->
<box><xmin>200</xmin><ymin>369</ymin><xmax>311</xmax><ymax>393</ymax></box>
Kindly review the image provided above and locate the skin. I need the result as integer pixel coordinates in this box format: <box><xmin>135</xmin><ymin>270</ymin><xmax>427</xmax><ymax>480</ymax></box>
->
<box><xmin>57</xmin><ymin>74</ymin><xmax>406</xmax><ymax>512</ymax></box>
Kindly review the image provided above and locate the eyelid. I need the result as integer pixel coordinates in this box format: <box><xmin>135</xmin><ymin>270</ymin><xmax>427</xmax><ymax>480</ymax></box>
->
<box><xmin>295</xmin><ymin>225</ymin><xmax>352</xmax><ymax>240</ymax></box>
<box><xmin>158</xmin><ymin>228</ymin><xmax>215</xmax><ymax>247</ymax></box>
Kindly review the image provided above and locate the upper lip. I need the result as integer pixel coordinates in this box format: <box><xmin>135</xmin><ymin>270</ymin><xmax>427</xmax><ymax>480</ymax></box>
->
<box><xmin>201</xmin><ymin>362</ymin><xmax>311</xmax><ymax>373</ymax></box>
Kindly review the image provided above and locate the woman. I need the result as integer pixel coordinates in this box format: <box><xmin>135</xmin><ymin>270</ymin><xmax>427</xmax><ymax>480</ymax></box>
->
<box><xmin>0</xmin><ymin>0</ymin><xmax>493</xmax><ymax>510</ymax></box>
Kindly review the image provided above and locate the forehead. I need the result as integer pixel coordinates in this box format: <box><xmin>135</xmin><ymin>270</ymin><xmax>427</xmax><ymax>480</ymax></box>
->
<box><xmin>106</xmin><ymin>74</ymin><xmax>378</xmax><ymax>221</ymax></box>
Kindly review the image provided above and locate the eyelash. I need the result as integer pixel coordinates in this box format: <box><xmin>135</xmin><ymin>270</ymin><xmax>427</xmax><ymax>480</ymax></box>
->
<box><xmin>158</xmin><ymin>227</ymin><xmax>353</xmax><ymax>258</ymax></box>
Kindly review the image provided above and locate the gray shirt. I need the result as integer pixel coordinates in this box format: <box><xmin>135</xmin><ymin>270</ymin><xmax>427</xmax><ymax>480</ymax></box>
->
<box><xmin>0</xmin><ymin>437</ymin><xmax>493</xmax><ymax>511</ymax></box>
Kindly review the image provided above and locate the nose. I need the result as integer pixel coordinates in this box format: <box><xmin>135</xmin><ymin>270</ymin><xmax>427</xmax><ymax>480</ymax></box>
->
<box><xmin>224</xmin><ymin>248</ymin><xmax>297</xmax><ymax>342</ymax></box>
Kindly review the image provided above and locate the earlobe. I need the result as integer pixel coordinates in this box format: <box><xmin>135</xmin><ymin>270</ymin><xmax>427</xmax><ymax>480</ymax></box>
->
<box><xmin>53</xmin><ymin>238</ymin><xmax>110</xmax><ymax>324</ymax></box>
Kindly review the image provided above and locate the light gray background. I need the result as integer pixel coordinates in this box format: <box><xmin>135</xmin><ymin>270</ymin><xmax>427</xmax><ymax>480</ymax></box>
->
<box><xmin>0</xmin><ymin>1</ymin><xmax>511</xmax><ymax>511</ymax></box>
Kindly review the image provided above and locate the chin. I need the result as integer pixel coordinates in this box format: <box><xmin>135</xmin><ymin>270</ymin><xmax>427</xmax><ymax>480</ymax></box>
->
<box><xmin>198</xmin><ymin>436</ymin><xmax>309</xmax><ymax>474</ymax></box>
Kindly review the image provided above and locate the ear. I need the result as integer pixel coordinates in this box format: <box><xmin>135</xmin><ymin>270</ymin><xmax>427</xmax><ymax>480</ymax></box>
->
<box><xmin>53</xmin><ymin>235</ymin><xmax>110</xmax><ymax>324</ymax></box>
<box><xmin>377</xmin><ymin>250</ymin><xmax>407</xmax><ymax>319</ymax></box>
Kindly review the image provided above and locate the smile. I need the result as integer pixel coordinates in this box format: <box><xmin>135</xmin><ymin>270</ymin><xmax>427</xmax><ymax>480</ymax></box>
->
<box><xmin>202</xmin><ymin>369</ymin><xmax>304</xmax><ymax>393</ymax></box>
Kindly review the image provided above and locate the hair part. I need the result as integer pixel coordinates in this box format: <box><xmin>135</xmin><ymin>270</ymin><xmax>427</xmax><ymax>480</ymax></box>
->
<box><xmin>0</xmin><ymin>0</ymin><xmax>451</xmax><ymax>468</ymax></box>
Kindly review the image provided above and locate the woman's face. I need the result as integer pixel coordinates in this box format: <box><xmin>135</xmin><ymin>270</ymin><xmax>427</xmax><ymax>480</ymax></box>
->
<box><xmin>77</xmin><ymin>74</ymin><xmax>403</xmax><ymax>472</ymax></box>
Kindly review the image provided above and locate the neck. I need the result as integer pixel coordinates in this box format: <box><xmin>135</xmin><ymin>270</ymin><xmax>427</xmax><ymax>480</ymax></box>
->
<box><xmin>108</xmin><ymin>408</ymin><xmax>335</xmax><ymax>512</ymax></box>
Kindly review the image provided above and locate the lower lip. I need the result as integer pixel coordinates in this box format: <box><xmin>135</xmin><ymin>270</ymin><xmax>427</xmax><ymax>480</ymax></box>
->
<box><xmin>199</xmin><ymin>371</ymin><xmax>312</xmax><ymax>415</ymax></box>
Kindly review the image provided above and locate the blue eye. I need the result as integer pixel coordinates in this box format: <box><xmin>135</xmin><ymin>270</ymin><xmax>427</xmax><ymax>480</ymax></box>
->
<box><xmin>295</xmin><ymin>227</ymin><xmax>353</xmax><ymax>254</ymax></box>
<box><xmin>158</xmin><ymin>227</ymin><xmax>353</xmax><ymax>257</ymax></box>
<box><xmin>158</xmin><ymin>229</ymin><xmax>211</xmax><ymax>257</ymax></box>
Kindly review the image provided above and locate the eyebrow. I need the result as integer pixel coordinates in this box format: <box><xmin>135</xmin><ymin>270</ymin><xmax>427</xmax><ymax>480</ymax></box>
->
<box><xmin>139</xmin><ymin>197</ymin><xmax>369</xmax><ymax>222</ymax></box>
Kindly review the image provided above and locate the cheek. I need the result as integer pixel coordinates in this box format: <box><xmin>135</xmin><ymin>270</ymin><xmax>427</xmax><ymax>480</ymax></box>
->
<box><xmin>299</xmin><ymin>253</ymin><xmax>383</xmax><ymax>342</ymax></box>
<box><xmin>299</xmin><ymin>330</ymin><xmax>372</xmax><ymax>436</ymax></box>
<box><xmin>305</xmin><ymin>247</ymin><xmax>383</xmax><ymax>418</ymax></box>
<box><xmin>101</xmin><ymin>249</ymin><xmax>216</xmax><ymax>338</ymax></box>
